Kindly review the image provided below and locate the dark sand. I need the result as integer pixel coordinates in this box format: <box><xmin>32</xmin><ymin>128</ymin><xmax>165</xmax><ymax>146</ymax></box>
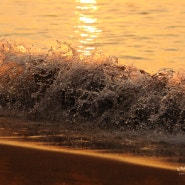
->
<box><xmin>0</xmin><ymin>141</ymin><xmax>184</xmax><ymax>185</ymax></box>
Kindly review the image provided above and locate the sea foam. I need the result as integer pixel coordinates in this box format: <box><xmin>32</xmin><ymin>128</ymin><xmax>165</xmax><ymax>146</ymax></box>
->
<box><xmin>0</xmin><ymin>39</ymin><xmax>185</xmax><ymax>133</ymax></box>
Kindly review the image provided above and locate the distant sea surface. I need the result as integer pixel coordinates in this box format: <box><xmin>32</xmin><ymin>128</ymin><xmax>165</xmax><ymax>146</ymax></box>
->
<box><xmin>1</xmin><ymin>0</ymin><xmax>185</xmax><ymax>73</ymax></box>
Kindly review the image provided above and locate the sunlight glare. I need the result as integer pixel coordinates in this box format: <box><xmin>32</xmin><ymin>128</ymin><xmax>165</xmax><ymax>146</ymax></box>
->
<box><xmin>79</xmin><ymin>16</ymin><xmax>97</xmax><ymax>24</ymax></box>
<box><xmin>77</xmin><ymin>0</ymin><xmax>97</xmax><ymax>4</ymax></box>
<box><xmin>17</xmin><ymin>45</ymin><xmax>27</xmax><ymax>53</ymax></box>
<box><xmin>75</xmin><ymin>0</ymin><xmax>101</xmax><ymax>56</ymax></box>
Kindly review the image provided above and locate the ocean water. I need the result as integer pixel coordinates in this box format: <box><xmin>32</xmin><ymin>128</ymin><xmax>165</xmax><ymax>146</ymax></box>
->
<box><xmin>0</xmin><ymin>1</ymin><xmax>185</xmax><ymax>180</ymax></box>
<box><xmin>1</xmin><ymin>0</ymin><xmax>185</xmax><ymax>73</ymax></box>
<box><xmin>0</xmin><ymin>1</ymin><xmax>185</xmax><ymax>132</ymax></box>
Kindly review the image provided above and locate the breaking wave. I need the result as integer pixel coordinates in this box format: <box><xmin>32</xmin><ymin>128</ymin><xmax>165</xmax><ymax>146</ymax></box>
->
<box><xmin>0</xmin><ymin>39</ymin><xmax>185</xmax><ymax>133</ymax></box>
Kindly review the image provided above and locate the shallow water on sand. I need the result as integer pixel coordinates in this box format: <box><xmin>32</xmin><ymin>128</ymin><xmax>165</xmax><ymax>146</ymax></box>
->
<box><xmin>0</xmin><ymin>116</ymin><xmax>184</xmax><ymax>167</ymax></box>
<box><xmin>0</xmin><ymin>140</ymin><xmax>184</xmax><ymax>185</ymax></box>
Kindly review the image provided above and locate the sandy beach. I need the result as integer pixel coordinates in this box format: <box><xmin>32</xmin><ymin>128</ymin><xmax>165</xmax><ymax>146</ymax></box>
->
<box><xmin>0</xmin><ymin>141</ymin><xmax>184</xmax><ymax>185</ymax></box>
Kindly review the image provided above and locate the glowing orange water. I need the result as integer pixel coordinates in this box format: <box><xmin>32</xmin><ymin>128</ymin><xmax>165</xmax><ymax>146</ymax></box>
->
<box><xmin>1</xmin><ymin>0</ymin><xmax>185</xmax><ymax>73</ymax></box>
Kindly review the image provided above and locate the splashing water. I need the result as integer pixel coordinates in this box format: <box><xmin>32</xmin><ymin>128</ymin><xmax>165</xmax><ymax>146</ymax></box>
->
<box><xmin>0</xmin><ymin>39</ymin><xmax>185</xmax><ymax>133</ymax></box>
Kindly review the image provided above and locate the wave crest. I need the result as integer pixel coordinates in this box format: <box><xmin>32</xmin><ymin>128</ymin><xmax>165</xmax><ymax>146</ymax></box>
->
<box><xmin>0</xmin><ymin>40</ymin><xmax>185</xmax><ymax>133</ymax></box>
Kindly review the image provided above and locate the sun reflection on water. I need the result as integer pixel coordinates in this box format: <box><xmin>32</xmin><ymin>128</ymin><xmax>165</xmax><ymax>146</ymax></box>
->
<box><xmin>75</xmin><ymin>0</ymin><xmax>102</xmax><ymax>56</ymax></box>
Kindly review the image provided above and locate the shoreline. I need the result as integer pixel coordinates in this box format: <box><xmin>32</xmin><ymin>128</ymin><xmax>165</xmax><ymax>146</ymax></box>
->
<box><xmin>0</xmin><ymin>140</ymin><xmax>185</xmax><ymax>185</ymax></box>
<box><xmin>0</xmin><ymin>116</ymin><xmax>185</xmax><ymax>164</ymax></box>
<box><xmin>0</xmin><ymin>139</ymin><xmax>179</xmax><ymax>170</ymax></box>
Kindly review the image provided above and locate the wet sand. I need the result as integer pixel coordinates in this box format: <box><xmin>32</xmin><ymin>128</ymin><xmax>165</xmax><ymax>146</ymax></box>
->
<box><xmin>0</xmin><ymin>141</ymin><xmax>184</xmax><ymax>185</ymax></box>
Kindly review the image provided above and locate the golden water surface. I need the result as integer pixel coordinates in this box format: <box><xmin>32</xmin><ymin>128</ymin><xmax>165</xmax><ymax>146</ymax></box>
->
<box><xmin>1</xmin><ymin>0</ymin><xmax>185</xmax><ymax>73</ymax></box>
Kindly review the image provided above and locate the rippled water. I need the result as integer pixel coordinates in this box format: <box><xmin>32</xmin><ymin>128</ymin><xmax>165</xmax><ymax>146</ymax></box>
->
<box><xmin>1</xmin><ymin>1</ymin><xmax>185</xmax><ymax>134</ymax></box>
<box><xmin>1</xmin><ymin>0</ymin><xmax>185</xmax><ymax>73</ymax></box>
